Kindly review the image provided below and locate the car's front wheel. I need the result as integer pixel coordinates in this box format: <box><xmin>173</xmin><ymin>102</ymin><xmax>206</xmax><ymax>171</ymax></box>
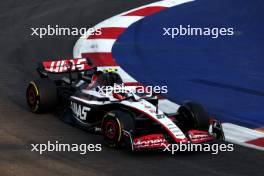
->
<box><xmin>177</xmin><ymin>102</ymin><xmax>210</xmax><ymax>131</ymax></box>
<box><xmin>101</xmin><ymin>110</ymin><xmax>135</xmax><ymax>148</ymax></box>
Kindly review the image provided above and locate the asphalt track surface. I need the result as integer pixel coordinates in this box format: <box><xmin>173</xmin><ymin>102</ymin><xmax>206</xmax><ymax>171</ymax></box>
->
<box><xmin>0</xmin><ymin>1</ymin><xmax>263</xmax><ymax>176</ymax></box>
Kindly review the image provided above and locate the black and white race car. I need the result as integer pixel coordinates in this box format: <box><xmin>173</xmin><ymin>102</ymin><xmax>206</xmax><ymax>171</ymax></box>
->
<box><xmin>26</xmin><ymin>58</ymin><xmax>224</xmax><ymax>151</ymax></box>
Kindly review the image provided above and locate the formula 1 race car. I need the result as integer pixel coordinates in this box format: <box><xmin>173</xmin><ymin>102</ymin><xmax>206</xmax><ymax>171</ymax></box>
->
<box><xmin>26</xmin><ymin>58</ymin><xmax>224</xmax><ymax>151</ymax></box>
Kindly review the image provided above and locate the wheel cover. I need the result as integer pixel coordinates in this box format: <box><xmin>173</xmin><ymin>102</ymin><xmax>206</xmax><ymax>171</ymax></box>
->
<box><xmin>104</xmin><ymin>120</ymin><xmax>119</xmax><ymax>140</ymax></box>
<box><xmin>28</xmin><ymin>88</ymin><xmax>36</xmax><ymax>105</ymax></box>
<box><xmin>26</xmin><ymin>83</ymin><xmax>39</xmax><ymax>112</ymax></box>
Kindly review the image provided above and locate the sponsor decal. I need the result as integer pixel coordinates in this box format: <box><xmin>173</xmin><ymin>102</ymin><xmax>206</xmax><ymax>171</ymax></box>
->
<box><xmin>188</xmin><ymin>130</ymin><xmax>214</xmax><ymax>143</ymax></box>
<box><xmin>133</xmin><ymin>134</ymin><xmax>168</xmax><ymax>149</ymax></box>
<box><xmin>43</xmin><ymin>58</ymin><xmax>90</xmax><ymax>73</ymax></box>
<box><xmin>71</xmin><ymin>101</ymin><xmax>91</xmax><ymax>120</ymax></box>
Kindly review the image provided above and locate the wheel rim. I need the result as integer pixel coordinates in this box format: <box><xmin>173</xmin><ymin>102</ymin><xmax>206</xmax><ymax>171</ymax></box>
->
<box><xmin>28</xmin><ymin>88</ymin><xmax>36</xmax><ymax>105</ymax></box>
<box><xmin>104</xmin><ymin>120</ymin><xmax>118</xmax><ymax>140</ymax></box>
<box><xmin>26</xmin><ymin>83</ymin><xmax>39</xmax><ymax>111</ymax></box>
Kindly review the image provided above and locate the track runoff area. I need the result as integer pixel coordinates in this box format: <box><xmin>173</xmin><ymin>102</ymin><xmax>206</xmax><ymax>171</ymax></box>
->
<box><xmin>75</xmin><ymin>0</ymin><xmax>264</xmax><ymax>151</ymax></box>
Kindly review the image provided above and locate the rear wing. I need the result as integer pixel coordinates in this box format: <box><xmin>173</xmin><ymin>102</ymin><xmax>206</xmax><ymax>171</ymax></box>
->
<box><xmin>40</xmin><ymin>58</ymin><xmax>93</xmax><ymax>74</ymax></box>
<box><xmin>37</xmin><ymin>58</ymin><xmax>96</xmax><ymax>83</ymax></box>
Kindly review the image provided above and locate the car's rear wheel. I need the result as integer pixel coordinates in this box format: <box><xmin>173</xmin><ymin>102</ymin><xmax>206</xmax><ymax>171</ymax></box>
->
<box><xmin>26</xmin><ymin>79</ymin><xmax>58</xmax><ymax>113</ymax></box>
<box><xmin>177</xmin><ymin>102</ymin><xmax>210</xmax><ymax>131</ymax></box>
<box><xmin>101</xmin><ymin>110</ymin><xmax>135</xmax><ymax>148</ymax></box>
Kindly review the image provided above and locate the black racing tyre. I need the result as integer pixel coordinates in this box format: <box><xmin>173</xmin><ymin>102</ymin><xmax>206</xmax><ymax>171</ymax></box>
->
<box><xmin>101</xmin><ymin>110</ymin><xmax>135</xmax><ymax>148</ymax></box>
<box><xmin>177</xmin><ymin>102</ymin><xmax>210</xmax><ymax>131</ymax></box>
<box><xmin>26</xmin><ymin>79</ymin><xmax>58</xmax><ymax>113</ymax></box>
